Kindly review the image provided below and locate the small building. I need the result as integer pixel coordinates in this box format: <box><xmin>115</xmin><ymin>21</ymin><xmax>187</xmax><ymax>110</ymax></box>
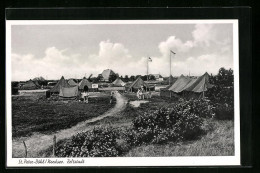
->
<box><xmin>150</xmin><ymin>74</ymin><xmax>163</xmax><ymax>81</ymax></box>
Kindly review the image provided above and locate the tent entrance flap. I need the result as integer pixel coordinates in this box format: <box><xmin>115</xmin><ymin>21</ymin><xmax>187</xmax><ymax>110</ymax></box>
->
<box><xmin>59</xmin><ymin>86</ymin><xmax>78</xmax><ymax>98</ymax></box>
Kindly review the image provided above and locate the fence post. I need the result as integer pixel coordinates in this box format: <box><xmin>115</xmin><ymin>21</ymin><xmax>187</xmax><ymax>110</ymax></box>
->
<box><xmin>23</xmin><ymin>141</ymin><xmax>27</xmax><ymax>158</ymax></box>
<box><xmin>53</xmin><ymin>135</ymin><xmax>56</xmax><ymax>157</ymax></box>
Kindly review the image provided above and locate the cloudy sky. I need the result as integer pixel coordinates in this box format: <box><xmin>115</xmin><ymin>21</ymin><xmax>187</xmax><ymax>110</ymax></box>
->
<box><xmin>11</xmin><ymin>23</ymin><xmax>233</xmax><ymax>81</ymax></box>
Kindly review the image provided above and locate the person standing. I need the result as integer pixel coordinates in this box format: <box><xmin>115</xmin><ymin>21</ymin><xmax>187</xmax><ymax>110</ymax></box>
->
<box><xmin>110</xmin><ymin>91</ymin><xmax>113</xmax><ymax>104</ymax></box>
<box><xmin>82</xmin><ymin>85</ymin><xmax>89</xmax><ymax>103</ymax></box>
<box><xmin>141</xmin><ymin>86</ymin><xmax>145</xmax><ymax>100</ymax></box>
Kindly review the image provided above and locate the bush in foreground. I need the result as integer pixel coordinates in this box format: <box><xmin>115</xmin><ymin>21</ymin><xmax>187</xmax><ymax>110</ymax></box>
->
<box><xmin>125</xmin><ymin>101</ymin><xmax>205</xmax><ymax>146</ymax></box>
<box><xmin>55</xmin><ymin>127</ymin><xmax>122</xmax><ymax>157</ymax></box>
<box><xmin>55</xmin><ymin>100</ymin><xmax>214</xmax><ymax>157</ymax></box>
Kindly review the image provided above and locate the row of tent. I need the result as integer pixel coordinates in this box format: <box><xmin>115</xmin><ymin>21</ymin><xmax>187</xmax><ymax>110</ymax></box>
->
<box><xmin>51</xmin><ymin>76</ymin><xmax>128</xmax><ymax>99</ymax></box>
<box><xmin>126</xmin><ymin>77</ymin><xmax>155</xmax><ymax>92</ymax></box>
<box><xmin>160</xmin><ymin>72</ymin><xmax>213</xmax><ymax>99</ymax></box>
<box><xmin>50</xmin><ymin>76</ymin><xmax>95</xmax><ymax>99</ymax></box>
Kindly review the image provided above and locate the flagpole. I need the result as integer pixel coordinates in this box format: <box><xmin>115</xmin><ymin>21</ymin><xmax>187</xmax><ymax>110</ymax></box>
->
<box><xmin>147</xmin><ymin>57</ymin><xmax>149</xmax><ymax>82</ymax></box>
<box><xmin>169</xmin><ymin>51</ymin><xmax>171</xmax><ymax>86</ymax></box>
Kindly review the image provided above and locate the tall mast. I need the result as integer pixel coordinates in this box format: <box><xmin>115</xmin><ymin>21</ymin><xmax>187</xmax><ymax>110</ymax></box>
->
<box><xmin>147</xmin><ymin>57</ymin><xmax>149</xmax><ymax>82</ymax></box>
<box><xmin>169</xmin><ymin>51</ymin><xmax>171</xmax><ymax>85</ymax></box>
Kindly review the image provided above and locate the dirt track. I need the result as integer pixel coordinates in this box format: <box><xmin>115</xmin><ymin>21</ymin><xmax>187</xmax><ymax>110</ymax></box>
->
<box><xmin>12</xmin><ymin>92</ymin><xmax>127</xmax><ymax>158</ymax></box>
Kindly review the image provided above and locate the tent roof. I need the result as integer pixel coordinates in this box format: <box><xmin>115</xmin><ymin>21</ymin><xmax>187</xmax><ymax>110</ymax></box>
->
<box><xmin>112</xmin><ymin>78</ymin><xmax>126</xmax><ymax>86</ymax></box>
<box><xmin>162</xmin><ymin>75</ymin><xmax>177</xmax><ymax>85</ymax></box>
<box><xmin>22</xmin><ymin>79</ymin><xmax>40</xmax><ymax>89</ymax></box>
<box><xmin>79</xmin><ymin>77</ymin><xmax>92</xmax><ymax>89</ymax></box>
<box><xmin>50</xmin><ymin>76</ymin><xmax>70</xmax><ymax>93</ymax></box>
<box><xmin>168</xmin><ymin>73</ymin><xmax>213</xmax><ymax>93</ymax></box>
<box><xmin>168</xmin><ymin>75</ymin><xmax>192</xmax><ymax>93</ymax></box>
<box><xmin>101</xmin><ymin>69</ymin><xmax>115</xmax><ymax>80</ymax></box>
<box><xmin>128</xmin><ymin>77</ymin><xmax>149</xmax><ymax>89</ymax></box>
<box><xmin>68</xmin><ymin>79</ymin><xmax>78</xmax><ymax>86</ymax></box>
<box><xmin>184</xmin><ymin>72</ymin><xmax>213</xmax><ymax>92</ymax></box>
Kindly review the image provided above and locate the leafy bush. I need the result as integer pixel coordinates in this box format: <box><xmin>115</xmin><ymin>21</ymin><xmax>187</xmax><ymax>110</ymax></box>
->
<box><xmin>214</xmin><ymin>104</ymin><xmax>234</xmax><ymax>120</ymax></box>
<box><xmin>208</xmin><ymin>67</ymin><xmax>234</xmax><ymax>107</ymax></box>
<box><xmin>55</xmin><ymin>127</ymin><xmax>122</xmax><ymax>157</ymax></box>
<box><xmin>179</xmin><ymin>99</ymin><xmax>215</xmax><ymax>118</ymax></box>
<box><xmin>125</xmin><ymin>101</ymin><xmax>205</xmax><ymax>146</ymax></box>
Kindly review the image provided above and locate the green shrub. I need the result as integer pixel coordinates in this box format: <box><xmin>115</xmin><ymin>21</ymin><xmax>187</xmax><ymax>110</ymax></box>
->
<box><xmin>125</xmin><ymin>102</ymin><xmax>205</xmax><ymax>146</ymax></box>
<box><xmin>179</xmin><ymin>99</ymin><xmax>215</xmax><ymax>118</ymax></box>
<box><xmin>55</xmin><ymin>127</ymin><xmax>122</xmax><ymax>157</ymax></box>
<box><xmin>214</xmin><ymin>104</ymin><xmax>234</xmax><ymax>120</ymax></box>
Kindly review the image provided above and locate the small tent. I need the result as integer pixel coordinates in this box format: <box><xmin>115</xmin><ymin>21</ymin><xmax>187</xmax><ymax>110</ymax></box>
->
<box><xmin>68</xmin><ymin>79</ymin><xmax>78</xmax><ymax>86</ymax></box>
<box><xmin>168</xmin><ymin>75</ymin><xmax>195</xmax><ymax>93</ymax></box>
<box><xmin>161</xmin><ymin>75</ymin><xmax>177</xmax><ymax>85</ymax></box>
<box><xmin>79</xmin><ymin>77</ymin><xmax>92</xmax><ymax>91</ymax></box>
<box><xmin>160</xmin><ymin>73</ymin><xmax>213</xmax><ymax>99</ymax></box>
<box><xmin>182</xmin><ymin>72</ymin><xmax>213</xmax><ymax>99</ymax></box>
<box><xmin>112</xmin><ymin>78</ymin><xmax>126</xmax><ymax>86</ymax></box>
<box><xmin>101</xmin><ymin>69</ymin><xmax>116</xmax><ymax>81</ymax></box>
<box><xmin>22</xmin><ymin>79</ymin><xmax>40</xmax><ymax>90</ymax></box>
<box><xmin>59</xmin><ymin>86</ymin><xmax>79</xmax><ymax>99</ymax></box>
<box><xmin>127</xmin><ymin>77</ymin><xmax>150</xmax><ymax>92</ymax></box>
<box><xmin>50</xmin><ymin>76</ymin><xmax>70</xmax><ymax>93</ymax></box>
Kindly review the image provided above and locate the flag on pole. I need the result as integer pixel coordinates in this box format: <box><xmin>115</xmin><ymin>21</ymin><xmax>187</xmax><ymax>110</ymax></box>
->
<box><xmin>170</xmin><ymin>50</ymin><xmax>176</xmax><ymax>54</ymax></box>
<box><xmin>148</xmin><ymin>57</ymin><xmax>152</xmax><ymax>62</ymax></box>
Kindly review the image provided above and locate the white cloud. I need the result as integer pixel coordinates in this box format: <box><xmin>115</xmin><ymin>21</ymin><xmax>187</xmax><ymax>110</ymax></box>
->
<box><xmin>11</xmin><ymin>24</ymin><xmax>233</xmax><ymax>81</ymax></box>
<box><xmin>192</xmin><ymin>24</ymin><xmax>216</xmax><ymax>47</ymax></box>
<box><xmin>158</xmin><ymin>36</ymin><xmax>194</xmax><ymax>57</ymax></box>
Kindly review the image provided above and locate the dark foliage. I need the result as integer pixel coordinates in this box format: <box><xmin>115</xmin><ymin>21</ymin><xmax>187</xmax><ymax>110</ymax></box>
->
<box><xmin>207</xmin><ymin>67</ymin><xmax>234</xmax><ymax>120</ymax></box>
<box><xmin>55</xmin><ymin>127</ymin><xmax>122</xmax><ymax>157</ymax></box>
<box><xmin>124</xmin><ymin>100</ymin><xmax>205</xmax><ymax>146</ymax></box>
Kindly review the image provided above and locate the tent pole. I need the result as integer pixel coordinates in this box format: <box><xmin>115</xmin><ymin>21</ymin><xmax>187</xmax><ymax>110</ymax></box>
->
<box><xmin>147</xmin><ymin>57</ymin><xmax>149</xmax><ymax>82</ymax></box>
<box><xmin>169</xmin><ymin>51</ymin><xmax>171</xmax><ymax>86</ymax></box>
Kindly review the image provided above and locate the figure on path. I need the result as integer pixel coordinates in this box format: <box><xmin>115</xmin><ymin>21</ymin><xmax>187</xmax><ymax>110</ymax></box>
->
<box><xmin>82</xmin><ymin>85</ymin><xmax>89</xmax><ymax>103</ymax></box>
<box><xmin>110</xmin><ymin>91</ymin><xmax>114</xmax><ymax>104</ymax></box>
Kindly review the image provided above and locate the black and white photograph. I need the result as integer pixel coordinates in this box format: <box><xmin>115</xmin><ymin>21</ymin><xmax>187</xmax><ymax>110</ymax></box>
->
<box><xmin>6</xmin><ymin>20</ymin><xmax>240</xmax><ymax>167</ymax></box>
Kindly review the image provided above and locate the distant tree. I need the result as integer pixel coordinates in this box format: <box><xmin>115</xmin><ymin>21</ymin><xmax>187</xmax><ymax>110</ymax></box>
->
<box><xmin>33</xmin><ymin>76</ymin><xmax>45</xmax><ymax>81</ymax></box>
<box><xmin>149</xmin><ymin>75</ymin><xmax>156</xmax><ymax>81</ymax></box>
<box><xmin>207</xmin><ymin>67</ymin><xmax>234</xmax><ymax>105</ymax></box>
<box><xmin>135</xmin><ymin>75</ymin><xmax>141</xmax><ymax>79</ymax></box>
<box><xmin>109</xmin><ymin>73</ymin><xmax>118</xmax><ymax>82</ymax></box>
<box><xmin>141</xmin><ymin>75</ymin><xmax>147</xmax><ymax>81</ymax></box>
<box><xmin>33</xmin><ymin>76</ymin><xmax>47</xmax><ymax>86</ymax></box>
<box><xmin>130</xmin><ymin>75</ymin><xmax>136</xmax><ymax>81</ymax></box>
<box><xmin>124</xmin><ymin>75</ymin><xmax>129</xmax><ymax>82</ymax></box>
<box><xmin>94</xmin><ymin>74</ymin><xmax>102</xmax><ymax>83</ymax></box>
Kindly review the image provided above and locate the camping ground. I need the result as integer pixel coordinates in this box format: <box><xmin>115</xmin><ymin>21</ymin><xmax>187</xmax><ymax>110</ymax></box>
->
<box><xmin>35</xmin><ymin>92</ymin><xmax>234</xmax><ymax>157</ymax></box>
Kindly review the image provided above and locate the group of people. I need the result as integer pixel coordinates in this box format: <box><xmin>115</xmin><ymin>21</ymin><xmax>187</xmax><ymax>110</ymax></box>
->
<box><xmin>81</xmin><ymin>85</ymin><xmax>114</xmax><ymax>104</ymax></box>
<box><xmin>137</xmin><ymin>86</ymin><xmax>152</xmax><ymax>100</ymax></box>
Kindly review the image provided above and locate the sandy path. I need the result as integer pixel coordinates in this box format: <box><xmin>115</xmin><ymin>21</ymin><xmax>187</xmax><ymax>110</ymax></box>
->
<box><xmin>129</xmin><ymin>100</ymin><xmax>149</xmax><ymax>107</ymax></box>
<box><xmin>12</xmin><ymin>92</ymin><xmax>127</xmax><ymax>158</ymax></box>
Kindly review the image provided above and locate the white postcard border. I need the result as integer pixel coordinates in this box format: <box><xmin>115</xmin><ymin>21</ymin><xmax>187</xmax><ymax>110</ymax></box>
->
<box><xmin>6</xmin><ymin>20</ymin><xmax>240</xmax><ymax>167</ymax></box>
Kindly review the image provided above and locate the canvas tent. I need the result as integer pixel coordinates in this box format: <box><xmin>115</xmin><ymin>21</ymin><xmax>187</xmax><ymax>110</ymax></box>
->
<box><xmin>161</xmin><ymin>75</ymin><xmax>177</xmax><ymax>85</ymax></box>
<box><xmin>160</xmin><ymin>72</ymin><xmax>213</xmax><ymax>99</ymax></box>
<box><xmin>127</xmin><ymin>77</ymin><xmax>151</xmax><ymax>92</ymax></box>
<box><xmin>22</xmin><ymin>79</ymin><xmax>40</xmax><ymax>90</ymax></box>
<box><xmin>79</xmin><ymin>77</ymin><xmax>92</xmax><ymax>91</ymax></box>
<box><xmin>168</xmin><ymin>75</ymin><xmax>195</xmax><ymax>93</ymax></box>
<box><xmin>112</xmin><ymin>78</ymin><xmax>126</xmax><ymax>86</ymax></box>
<box><xmin>68</xmin><ymin>79</ymin><xmax>78</xmax><ymax>86</ymax></box>
<box><xmin>50</xmin><ymin>76</ymin><xmax>70</xmax><ymax>93</ymax></box>
<box><xmin>101</xmin><ymin>69</ymin><xmax>116</xmax><ymax>81</ymax></box>
<box><xmin>59</xmin><ymin>86</ymin><xmax>79</xmax><ymax>99</ymax></box>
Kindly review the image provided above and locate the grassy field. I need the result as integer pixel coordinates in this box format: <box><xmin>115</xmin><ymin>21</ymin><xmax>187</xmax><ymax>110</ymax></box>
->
<box><xmin>88</xmin><ymin>92</ymin><xmax>234</xmax><ymax>156</ymax></box>
<box><xmin>39</xmin><ymin>91</ymin><xmax>235</xmax><ymax>157</ymax></box>
<box><xmin>125</xmin><ymin>120</ymin><xmax>234</xmax><ymax>156</ymax></box>
<box><xmin>12</xmin><ymin>94</ymin><xmax>115</xmax><ymax>138</ymax></box>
